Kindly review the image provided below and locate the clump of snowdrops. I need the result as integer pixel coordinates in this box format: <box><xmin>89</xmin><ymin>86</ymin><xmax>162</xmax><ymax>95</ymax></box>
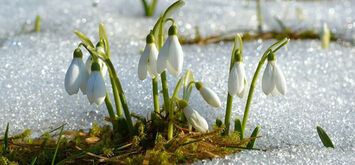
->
<box><xmin>65</xmin><ymin>0</ymin><xmax>289</xmax><ymax>146</ymax></box>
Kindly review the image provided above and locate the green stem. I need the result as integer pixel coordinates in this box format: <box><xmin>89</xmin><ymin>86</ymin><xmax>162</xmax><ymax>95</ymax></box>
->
<box><xmin>223</xmin><ymin>94</ymin><xmax>233</xmax><ymax>135</ymax></box>
<box><xmin>141</xmin><ymin>0</ymin><xmax>150</xmax><ymax>16</ymax></box>
<box><xmin>104</xmin><ymin>91</ymin><xmax>118</xmax><ymax>130</ymax></box>
<box><xmin>161</xmin><ymin>72</ymin><xmax>172</xmax><ymax>139</ymax></box>
<box><xmin>241</xmin><ymin>38</ymin><xmax>289</xmax><ymax>137</ymax></box>
<box><xmin>110</xmin><ymin>76</ymin><xmax>123</xmax><ymax>116</ymax></box>
<box><xmin>223</xmin><ymin>35</ymin><xmax>240</xmax><ymax>135</ymax></box>
<box><xmin>152</xmin><ymin>77</ymin><xmax>160</xmax><ymax>113</ymax></box>
<box><xmin>104</xmin><ymin>59</ymin><xmax>134</xmax><ymax>133</ymax></box>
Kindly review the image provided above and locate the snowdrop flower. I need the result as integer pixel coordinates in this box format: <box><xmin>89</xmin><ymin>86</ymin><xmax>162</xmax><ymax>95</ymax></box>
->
<box><xmin>65</xmin><ymin>48</ymin><xmax>89</xmax><ymax>95</ymax></box>
<box><xmin>183</xmin><ymin>105</ymin><xmax>209</xmax><ymax>133</ymax></box>
<box><xmin>228</xmin><ymin>51</ymin><xmax>248</xmax><ymax>98</ymax></box>
<box><xmin>85</xmin><ymin>42</ymin><xmax>108</xmax><ymax>76</ymax></box>
<box><xmin>86</xmin><ymin>62</ymin><xmax>106</xmax><ymax>105</ymax></box>
<box><xmin>138</xmin><ymin>34</ymin><xmax>159</xmax><ymax>80</ymax></box>
<box><xmin>157</xmin><ymin>25</ymin><xmax>183</xmax><ymax>77</ymax></box>
<box><xmin>262</xmin><ymin>53</ymin><xmax>286</xmax><ymax>96</ymax></box>
<box><xmin>195</xmin><ymin>82</ymin><xmax>221</xmax><ymax>107</ymax></box>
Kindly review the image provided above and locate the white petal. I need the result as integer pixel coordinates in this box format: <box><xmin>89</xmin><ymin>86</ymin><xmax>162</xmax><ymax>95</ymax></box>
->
<box><xmin>86</xmin><ymin>72</ymin><xmax>96</xmax><ymax>104</ymax></box>
<box><xmin>85</xmin><ymin>56</ymin><xmax>92</xmax><ymax>74</ymax></box>
<box><xmin>78</xmin><ymin>59</ymin><xmax>89</xmax><ymax>95</ymax></box>
<box><xmin>157</xmin><ymin>39</ymin><xmax>170</xmax><ymax>74</ymax></box>
<box><xmin>237</xmin><ymin>79</ymin><xmax>248</xmax><ymax>98</ymax></box>
<box><xmin>228</xmin><ymin>64</ymin><xmax>238</xmax><ymax>96</ymax></box>
<box><xmin>65</xmin><ymin>58</ymin><xmax>81</xmax><ymax>95</ymax></box>
<box><xmin>167</xmin><ymin>36</ymin><xmax>183</xmax><ymax>77</ymax></box>
<box><xmin>270</xmin><ymin>87</ymin><xmax>279</xmax><ymax>96</ymax></box>
<box><xmin>92</xmin><ymin>72</ymin><xmax>106</xmax><ymax>105</ymax></box>
<box><xmin>98</xmin><ymin>59</ymin><xmax>107</xmax><ymax>77</ymax></box>
<box><xmin>262</xmin><ymin>61</ymin><xmax>275</xmax><ymax>95</ymax></box>
<box><xmin>87</xmin><ymin>71</ymin><xmax>106</xmax><ymax>105</ymax></box>
<box><xmin>273</xmin><ymin>63</ymin><xmax>287</xmax><ymax>95</ymax></box>
<box><xmin>147</xmin><ymin>44</ymin><xmax>159</xmax><ymax>78</ymax></box>
<box><xmin>166</xmin><ymin>61</ymin><xmax>179</xmax><ymax>77</ymax></box>
<box><xmin>138</xmin><ymin>45</ymin><xmax>149</xmax><ymax>80</ymax></box>
<box><xmin>236</xmin><ymin>62</ymin><xmax>246</xmax><ymax>93</ymax></box>
<box><xmin>199</xmin><ymin>86</ymin><xmax>221</xmax><ymax>107</ymax></box>
<box><xmin>183</xmin><ymin>106</ymin><xmax>208</xmax><ymax>133</ymax></box>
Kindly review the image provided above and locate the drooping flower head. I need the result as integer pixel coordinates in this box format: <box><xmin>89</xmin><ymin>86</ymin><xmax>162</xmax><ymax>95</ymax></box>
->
<box><xmin>85</xmin><ymin>41</ymin><xmax>108</xmax><ymax>76</ymax></box>
<box><xmin>86</xmin><ymin>62</ymin><xmax>106</xmax><ymax>105</ymax></box>
<box><xmin>138</xmin><ymin>33</ymin><xmax>159</xmax><ymax>80</ymax></box>
<box><xmin>228</xmin><ymin>50</ymin><xmax>248</xmax><ymax>98</ymax></box>
<box><xmin>65</xmin><ymin>48</ymin><xmax>89</xmax><ymax>95</ymax></box>
<box><xmin>180</xmin><ymin>100</ymin><xmax>209</xmax><ymax>133</ymax></box>
<box><xmin>262</xmin><ymin>52</ymin><xmax>286</xmax><ymax>96</ymax></box>
<box><xmin>195</xmin><ymin>82</ymin><xmax>221</xmax><ymax>107</ymax></box>
<box><xmin>157</xmin><ymin>25</ymin><xmax>183</xmax><ymax>77</ymax></box>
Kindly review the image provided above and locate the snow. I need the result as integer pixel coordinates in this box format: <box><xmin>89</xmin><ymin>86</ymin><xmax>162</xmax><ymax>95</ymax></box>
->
<box><xmin>0</xmin><ymin>0</ymin><xmax>354</xmax><ymax>164</ymax></box>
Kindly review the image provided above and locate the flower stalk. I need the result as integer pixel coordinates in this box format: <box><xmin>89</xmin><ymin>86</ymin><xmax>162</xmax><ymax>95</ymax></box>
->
<box><xmin>241</xmin><ymin>38</ymin><xmax>289</xmax><ymax>137</ymax></box>
<box><xmin>224</xmin><ymin>34</ymin><xmax>243</xmax><ymax>135</ymax></box>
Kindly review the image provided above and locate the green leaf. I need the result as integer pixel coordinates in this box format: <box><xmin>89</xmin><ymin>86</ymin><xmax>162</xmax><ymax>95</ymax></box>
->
<box><xmin>2</xmin><ymin>123</ymin><xmax>9</xmax><ymax>156</ymax></box>
<box><xmin>30</xmin><ymin>157</ymin><xmax>37</xmax><ymax>165</ymax></box>
<box><xmin>216</xmin><ymin>118</ymin><xmax>223</xmax><ymax>128</ymax></box>
<box><xmin>162</xmin><ymin>0</ymin><xmax>185</xmax><ymax>19</ymax></box>
<box><xmin>171</xmin><ymin>78</ymin><xmax>183</xmax><ymax>102</ymax></box>
<box><xmin>317</xmin><ymin>126</ymin><xmax>334</xmax><ymax>148</ymax></box>
<box><xmin>51</xmin><ymin>125</ymin><xmax>65</xmax><ymax>165</ymax></box>
<box><xmin>74</xmin><ymin>30</ymin><xmax>94</xmax><ymax>48</ymax></box>
<box><xmin>246</xmin><ymin>125</ymin><xmax>260</xmax><ymax>149</ymax></box>
<box><xmin>234</xmin><ymin>118</ymin><xmax>243</xmax><ymax>139</ymax></box>
<box><xmin>99</xmin><ymin>24</ymin><xmax>110</xmax><ymax>57</ymax></box>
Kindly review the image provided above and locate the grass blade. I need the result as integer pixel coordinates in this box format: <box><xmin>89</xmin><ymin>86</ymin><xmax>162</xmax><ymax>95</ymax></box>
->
<box><xmin>2</xmin><ymin>123</ymin><xmax>9</xmax><ymax>156</ymax></box>
<box><xmin>317</xmin><ymin>126</ymin><xmax>334</xmax><ymax>148</ymax></box>
<box><xmin>51</xmin><ymin>125</ymin><xmax>65</xmax><ymax>165</ymax></box>
<box><xmin>30</xmin><ymin>157</ymin><xmax>37</xmax><ymax>165</ymax></box>
<box><xmin>246</xmin><ymin>125</ymin><xmax>260</xmax><ymax>149</ymax></box>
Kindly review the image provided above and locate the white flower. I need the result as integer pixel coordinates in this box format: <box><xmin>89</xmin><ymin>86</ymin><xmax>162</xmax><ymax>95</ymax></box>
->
<box><xmin>183</xmin><ymin>105</ymin><xmax>209</xmax><ymax>133</ymax></box>
<box><xmin>228</xmin><ymin>62</ymin><xmax>248</xmax><ymax>98</ymax></box>
<box><xmin>65</xmin><ymin>48</ymin><xmax>89</xmax><ymax>95</ymax></box>
<box><xmin>86</xmin><ymin>62</ymin><xmax>106</xmax><ymax>105</ymax></box>
<box><xmin>262</xmin><ymin>59</ymin><xmax>286</xmax><ymax>96</ymax></box>
<box><xmin>157</xmin><ymin>25</ymin><xmax>183</xmax><ymax>77</ymax></box>
<box><xmin>196</xmin><ymin>82</ymin><xmax>221</xmax><ymax>107</ymax></box>
<box><xmin>85</xmin><ymin>56</ymin><xmax>107</xmax><ymax>76</ymax></box>
<box><xmin>138</xmin><ymin>34</ymin><xmax>159</xmax><ymax>80</ymax></box>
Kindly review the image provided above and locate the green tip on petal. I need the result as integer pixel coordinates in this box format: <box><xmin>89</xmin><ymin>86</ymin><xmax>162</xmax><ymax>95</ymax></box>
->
<box><xmin>91</xmin><ymin>62</ymin><xmax>101</xmax><ymax>71</ymax></box>
<box><xmin>168</xmin><ymin>25</ymin><xmax>178</xmax><ymax>36</ymax></box>
<box><xmin>195</xmin><ymin>82</ymin><xmax>204</xmax><ymax>90</ymax></box>
<box><xmin>268</xmin><ymin>52</ymin><xmax>276</xmax><ymax>61</ymax></box>
<box><xmin>178</xmin><ymin>99</ymin><xmax>189</xmax><ymax>109</ymax></box>
<box><xmin>234</xmin><ymin>49</ymin><xmax>243</xmax><ymax>62</ymax></box>
<box><xmin>146</xmin><ymin>33</ymin><xmax>155</xmax><ymax>44</ymax></box>
<box><xmin>73</xmin><ymin>48</ymin><xmax>83</xmax><ymax>58</ymax></box>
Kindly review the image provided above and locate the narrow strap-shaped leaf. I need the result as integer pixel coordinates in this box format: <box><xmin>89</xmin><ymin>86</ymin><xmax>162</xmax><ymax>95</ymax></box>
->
<box><xmin>171</xmin><ymin>78</ymin><xmax>183</xmax><ymax>102</ymax></box>
<box><xmin>30</xmin><ymin>157</ymin><xmax>37</xmax><ymax>165</ymax></box>
<box><xmin>246</xmin><ymin>125</ymin><xmax>260</xmax><ymax>149</ymax></box>
<box><xmin>234</xmin><ymin>118</ymin><xmax>243</xmax><ymax>139</ymax></box>
<box><xmin>74</xmin><ymin>30</ymin><xmax>94</xmax><ymax>48</ymax></box>
<box><xmin>99</xmin><ymin>24</ymin><xmax>110</xmax><ymax>57</ymax></box>
<box><xmin>51</xmin><ymin>125</ymin><xmax>65</xmax><ymax>165</ymax></box>
<box><xmin>2</xmin><ymin>123</ymin><xmax>9</xmax><ymax>156</ymax></box>
<box><xmin>317</xmin><ymin>126</ymin><xmax>334</xmax><ymax>148</ymax></box>
<box><xmin>162</xmin><ymin>0</ymin><xmax>185</xmax><ymax>19</ymax></box>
